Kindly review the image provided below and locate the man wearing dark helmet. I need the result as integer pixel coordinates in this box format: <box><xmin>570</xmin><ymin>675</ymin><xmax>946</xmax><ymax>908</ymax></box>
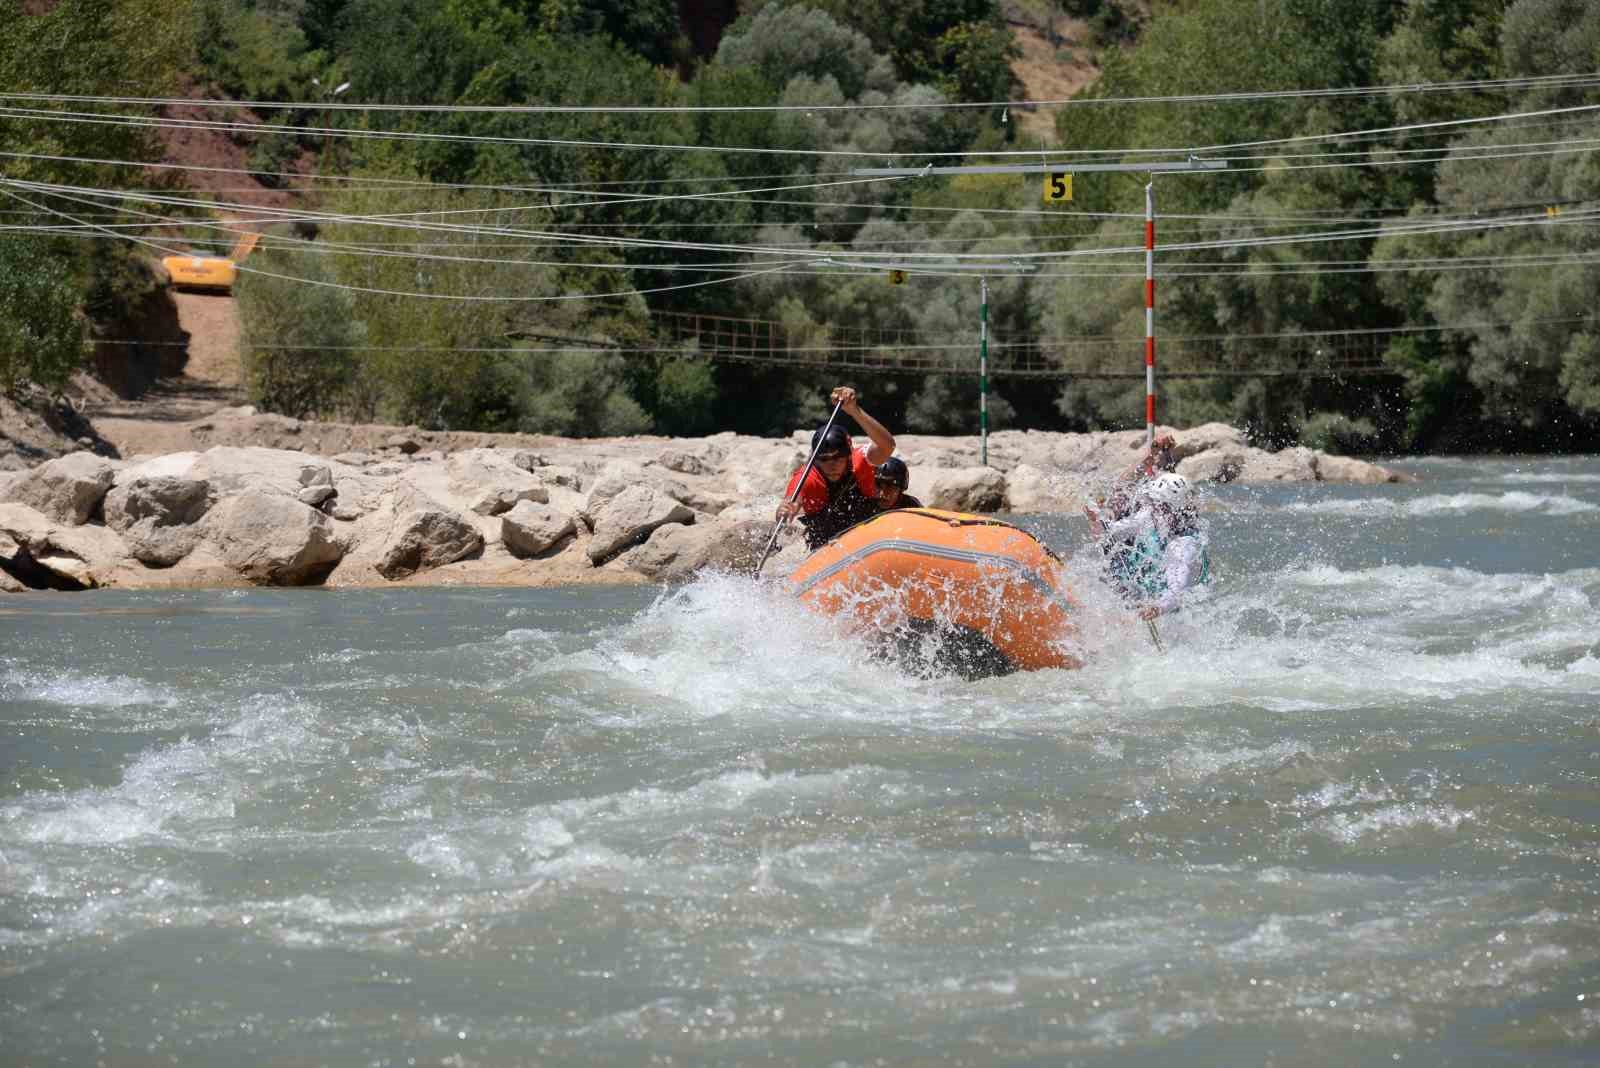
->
<box><xmin>777</xmin><ymin>385</ymin><xmax>896</xmax><ymax>550</ymax></box>
<box><xmin>873</xmin><ymin>456</ymin><xmax>923</xmax><ymax>510</ymax></box>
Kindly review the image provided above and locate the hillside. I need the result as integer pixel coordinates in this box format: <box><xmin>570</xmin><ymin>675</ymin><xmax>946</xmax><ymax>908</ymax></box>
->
<box><xmin>76</xmin><ymin>3</ymin><xmax>1112</xmax><ymax>437</ymax></box>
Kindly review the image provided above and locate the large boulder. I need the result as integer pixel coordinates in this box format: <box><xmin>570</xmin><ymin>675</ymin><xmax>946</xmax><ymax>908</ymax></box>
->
<box><xmin>5</xmin><ymin>452</ymin><xmax>117</xmax><ymax>524</ymax></box>
<box><xmin>586</xmin><ymin>484</ymin><xmax>694</xmax><ymax>563</ymax></box>
<box><xmin>186</xmin><ymin>446</ymin><xmax>342</xmax><ymax>500</ymax></box>
<box><xmin>376</xmin><ymin>508</ymin><xmax>484</xmax><ymax>579</ymax></box>
<box><xmin>501</xmin><ymin>500</ymin><xmax>577</xmax><ymax>558</ymax></box>
<box><xmin>623</xmin><ymin>517</ymin><xmax>765</xmax><ymax>581</ymax></box>
<box><xmin>535</xmin><ymin>465</ymin><xmax>582</xmax><ymax>490</ymax></box>
<box><xmin>1315</xmin><ymin>452</ymin><xmax>1407</xmax><ymax>484</ymax></box>
<box><xmin>202</xmin><ymin>492</ymin><xmax>344</xmax><ymax>585</ymax></box>
<box><xmin>325</xmin><ymin>470</ymin><xmax>395</xmax><ymax>521</ymax></box>
<box><xmin>444</xmin><ymin>448</ymin><xmax>549</xmax><ymax>516</ymax></box>
<box><xmin>1242</xmin><ymin>445</ymin><xmax>1319</xmax><ymax>482</ymax></box>
<box><xmin>909</xmin><ymin>466</ymin><xmax>1007</xmax><ymax>512</ymax></box>
<box><xmin>580</xmin><ymin>460</ymin><xmax>706</xmax><ymax>520</ymax></box>
<box><xmin>0</xmin><ymin>502</ymin><xmax>131</xmax><ymax>589</ymax></box>
<box><xmin>722</xmin><ymin>441</ymin><xmax>807</xmax><ymax>498</ymax></box>
<box><xmin>1176</xmin><ymin>449</ymin><xmax>1249</xmax><ymax>484</ymax></box>
<box><xmin>1003</xmin><ymin>463</ymin><xmax>1084</xmax><ymax>514</ymax></box>
<box><xmin>654</xmin><ymin>443</ymin><xmax>725</xmax><ymax>476</ymax></box>
<box><xmin>1174</xmin><ymin>422</ymin><xmax>1249</xmax><ymax>461</ymax></box>
<box><xmin>103</xmin><ymin>475</ymin><xmax>213</xmax><ymax>567</ymax></box>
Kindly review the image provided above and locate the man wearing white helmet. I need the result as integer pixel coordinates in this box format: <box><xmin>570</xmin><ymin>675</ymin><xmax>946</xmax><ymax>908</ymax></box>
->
<box><xmin>1085</xmin><ymin>472</ymin><xmax>1209</xmax><ymax>619</ymax></box>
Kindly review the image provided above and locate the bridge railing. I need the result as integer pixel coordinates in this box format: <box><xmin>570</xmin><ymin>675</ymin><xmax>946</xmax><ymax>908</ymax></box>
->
<box><xmin>645</xmin><ymin>310</ymin><xmax>1397</xmax><ymax>379</ymax></box>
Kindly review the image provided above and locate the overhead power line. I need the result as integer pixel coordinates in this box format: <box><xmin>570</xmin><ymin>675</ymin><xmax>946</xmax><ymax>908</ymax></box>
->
<box><xmin>12</xmin><ymin>98</ymin><xmax>1600</xmax><ymax>163</ymax></box>
<box><xmin>4</xmin><ymin>72</ymin><xmax>1598</xmax><ymax>114</ymax></box>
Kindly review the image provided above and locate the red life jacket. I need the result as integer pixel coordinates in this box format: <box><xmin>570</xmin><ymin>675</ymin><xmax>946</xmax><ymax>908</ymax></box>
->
<box><xmin>786</xmin><ymin>441</ymin><xmax>877</xmax><ymax>512</ymax></box>
<box><xmin>785</xmin><ymin>442</ymin><xmax>879</xmax><ymax>549</ymax></box>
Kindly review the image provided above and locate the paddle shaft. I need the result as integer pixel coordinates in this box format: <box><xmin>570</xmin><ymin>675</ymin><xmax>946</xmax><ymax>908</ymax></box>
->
<box><xmin>753</xmin><ymin>399</ymin><xmax>846</xmax><ymax>576</ymax></box>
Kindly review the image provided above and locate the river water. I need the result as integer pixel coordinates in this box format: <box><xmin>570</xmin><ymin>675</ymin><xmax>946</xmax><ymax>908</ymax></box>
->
<box><xmin>2</xmin><ymin>456</ymin><xmax>1597</xmax><ymax>1066</ymax></box>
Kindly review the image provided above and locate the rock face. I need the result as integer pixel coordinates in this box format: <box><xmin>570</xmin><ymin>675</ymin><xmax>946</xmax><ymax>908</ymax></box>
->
<box><xmin>0</xmin><ymin>502</ymin><xmax>130</xmax><ymax>589</ymax></box>
<box><xmin>8</xmin><ymin>453</ymin><xmax>116</xmax><ymax>524</ymax></box>
<box><xmin>0</xmin><ymin>423</ymin><xmax>1412</xmax><ymax>593</ymax></box>
<box><xmin>376</xmin><ymin>508</ymin><xmax>484</xmax><ymax>579</ymax></box>
<box><xmin>910</xmin><ymin>466</ymin><xmax>1007</xmax><ymax>512</ymax></box>
<box><xmin>104</xmin><ymin>475</ymin><xmax>211</xmax><ymax>567</ymax></box>
<box><xmin>502</xmin><ymin>500</ymin><xmax>576</xmax><ymax>558</ymax></box>
<box><xmin>586</xmin><ymin>484</ymin><xmax>695</xmax><ymax>564</ymax></box>
<box><xmin>624</xmin><ymin>518</ymin><xmax>765</xmax><ymax>581</ymax></box>
<box><xmin>202</xmin><ymin>492</ymin><xmax>344</xmax><ymax>585</ymax></box>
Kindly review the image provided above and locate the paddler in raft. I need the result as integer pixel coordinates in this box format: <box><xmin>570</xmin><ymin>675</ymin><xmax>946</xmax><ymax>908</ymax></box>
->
<box><xmin>776</xmin><ymin>385</ymin><xmax>897</xmax><ymax>550</ymax></box>
<box><xmin>1085</xmin><ymin>472</ymin><xmax>1210</xmax><ymax>620</ymax></box>
<box><xmin>873</xmin><ymin>456</ymin><xmax>924</xmax><ymax>511</ymax></box>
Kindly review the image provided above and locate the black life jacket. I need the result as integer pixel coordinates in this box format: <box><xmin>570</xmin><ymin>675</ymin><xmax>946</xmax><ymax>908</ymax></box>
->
<box><xmin>799</xmin><ymin>473</ymin><xmax>880</xmax><ymax>549</ymax></box>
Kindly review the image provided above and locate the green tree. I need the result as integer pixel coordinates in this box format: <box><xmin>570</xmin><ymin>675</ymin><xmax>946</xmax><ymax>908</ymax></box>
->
<box><xmin>1371</xmin><ymin>0</ymin><xmax>1600</xmax><ymax>443</ymax></box>
<box><xmin>715</xmin><ymin>5</ymin><xmax>887</xmax><ymax>99</ymax></box>
<box><xmin>0</xmin><ymin>0</ymin><xmax>194</xmax><ymax>392</ymax></box>
<box><xmin>531</xmin><ymin>0</ymin><xmax>685</xmax><ymax>66</ymax></box>
<box><xmin>0</xmin><ymin>237</ymin><xmax>86</xmax><ymax>396</ymax></box>
<box><xmin>195</xmin><ymin>0</ymin><xmax>312</xmax><ymax>100</ymax></box>
<box><xmin>236</xmin><ymin>250</ymin><xmax>365</xmax><ymax>419</ymax></box>
<box><xmin>741</xmin><ymin>0</ymin><xmax>1015</xmax><ymax>101</ymax></box>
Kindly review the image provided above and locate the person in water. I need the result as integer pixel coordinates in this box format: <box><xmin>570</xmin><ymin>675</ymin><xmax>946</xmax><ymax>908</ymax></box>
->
<box><xmin>873</xmin><ymin>457</ymin><xmax>923</xmax><ymax>510</ymax></box>
<box><xmin>1100</xmin><ymin>432</ymin><xmax>1178</xmax><ymax>522</ymax></box>
<box><xmin>1085</xmin><ymin>472</ymin><xmax>1209</xmax><ymax>619</ymax></box>
<box><xmin>777</xmin><ymin>385</ymin><xmax>896</xmax><ymax>550</ymax></box>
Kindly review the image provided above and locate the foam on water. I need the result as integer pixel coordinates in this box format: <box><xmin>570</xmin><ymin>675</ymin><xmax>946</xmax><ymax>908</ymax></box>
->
<box><xmin>0</xmin><ymin>666</ymin><xmax>179</xmax><ymax>710</ymax></box>
<box><xmin>0</xmin><ymin>694</ymin><xmax>327</xmax><ymax>847</ymax></box>
<box><xmin>1064</xmin><ymin>561</ymin><xmax>1600</xmax><ymax>716</ymax></box>
<box><xmin>1279</xmin><ymin>491</ymin><xmax>1598</xmax><ymax>517</ymax></box>
<box><xmin>401</xmin><ymin>765</ymin><xmax>892</xmax><ymax>890</ymax></box>
<box><xmin>554</xmin><ymin>572</ymin><xmax>949</xmax><ymax>723</ymax></box>
<box><xmin>484</xmin><ymin>557</ymin><xmax>1600</xmax><ymax>739</ymax></box>
<box><xmin>1499</xmin><ymin>472</ymin><xmax>1600</xmax><ymax>484</ymax></box>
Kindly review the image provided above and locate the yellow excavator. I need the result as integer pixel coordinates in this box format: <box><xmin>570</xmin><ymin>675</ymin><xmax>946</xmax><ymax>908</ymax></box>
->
<box><xmin>162</xmin><ymin>230</ymin><xmax>259</xmax><ymax>292</ymax></box>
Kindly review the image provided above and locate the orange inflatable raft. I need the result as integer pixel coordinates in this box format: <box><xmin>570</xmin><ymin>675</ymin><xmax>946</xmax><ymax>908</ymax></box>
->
<box><xmin>788</xmin><ymin>508</ymin><xmax>1081</xmax><ymax>677</ymax></box>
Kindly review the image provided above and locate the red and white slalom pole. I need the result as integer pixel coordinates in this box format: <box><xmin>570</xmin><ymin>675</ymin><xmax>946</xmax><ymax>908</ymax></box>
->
<box><xmin>1144</xmin><ymin>179</ymin><xmax>1156</xmax><ymax>451</ymax></box>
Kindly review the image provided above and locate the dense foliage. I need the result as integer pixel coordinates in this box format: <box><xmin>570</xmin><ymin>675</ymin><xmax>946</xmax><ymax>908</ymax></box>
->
<box><xmin>0</xmin><ymin>0</ymin><xmax>194</xmax><ymax>396</ymax></box>
<box><xmin>5</xmin><ymin>0</ymin><xmax>1598</xmax><ymax>451</ymax></box>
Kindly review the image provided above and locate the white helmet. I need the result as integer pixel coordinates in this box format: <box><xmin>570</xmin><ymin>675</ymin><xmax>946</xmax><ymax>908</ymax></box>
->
<box><xmin>1141</xmin><ymin>473</ymin><xmax>1191</xmax><ymax>512</ymax></box>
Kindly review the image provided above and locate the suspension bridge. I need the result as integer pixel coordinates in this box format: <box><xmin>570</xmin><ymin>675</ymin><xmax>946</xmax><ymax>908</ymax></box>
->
<box><xmin>517</xmin><ymin>310</ymin><xmax>1402</xmax><ymax>380</ymax></box>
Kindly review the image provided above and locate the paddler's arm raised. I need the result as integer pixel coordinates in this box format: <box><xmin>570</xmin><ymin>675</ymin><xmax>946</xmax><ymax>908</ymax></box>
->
<box><xmin>833</xmin><ymin>386</ymin><xmax>894</xmax><ymax>465</ymax></box>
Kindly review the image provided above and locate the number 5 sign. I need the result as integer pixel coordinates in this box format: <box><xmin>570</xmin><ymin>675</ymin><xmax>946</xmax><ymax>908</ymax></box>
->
<box><xmin>1043</xmin><ymin>172</ymin><xmax>1073</xmax><ymax>202</ymax></box>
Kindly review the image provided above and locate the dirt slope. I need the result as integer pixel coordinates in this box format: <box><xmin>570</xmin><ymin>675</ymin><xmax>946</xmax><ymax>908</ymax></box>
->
<box><xmin>1007</xmin><ymin>22</ymin><xmax>1101</xmax><ymax>146</ymax></box>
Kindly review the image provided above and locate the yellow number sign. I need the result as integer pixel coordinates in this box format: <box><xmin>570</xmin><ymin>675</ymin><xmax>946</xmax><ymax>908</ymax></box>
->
<box><xmin>888</xmin><ymin>269</ymin><xmax>907</xmax><ymax>285</ymax></box>
<box><xmin>1043</xmin><ymin>172</ymin><xmax>1073</xmax><ymax>202</ymax></box>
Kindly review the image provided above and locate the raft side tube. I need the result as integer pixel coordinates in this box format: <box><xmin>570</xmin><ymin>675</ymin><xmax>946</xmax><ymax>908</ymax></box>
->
<box><xmin>789</xmin><ymin>508</ymin><xmax>1080</xmax><ymax>673</ymax></box>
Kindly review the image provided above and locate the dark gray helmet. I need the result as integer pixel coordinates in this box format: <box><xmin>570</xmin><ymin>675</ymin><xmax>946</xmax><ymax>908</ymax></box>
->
<box><xmin>874</xmin><ymin>456</ymin><xmax>909</xmax><ymax>489</ymax></box>
<box><xmin>810</xmin><ymin>424</ymin><xmax>851</xmax><ymax>457</ymax></box>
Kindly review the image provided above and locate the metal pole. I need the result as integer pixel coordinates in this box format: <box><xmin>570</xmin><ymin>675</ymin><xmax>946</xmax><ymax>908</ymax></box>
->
<box><xmin>1144</xmin><ymin>179</ymin><xmax>1156</xmax><ymax>451</ymax></box>
<box><xmin>980</xmin><ymin>276</ymin><xmax>989</xmax><ymax>466</ymax></box>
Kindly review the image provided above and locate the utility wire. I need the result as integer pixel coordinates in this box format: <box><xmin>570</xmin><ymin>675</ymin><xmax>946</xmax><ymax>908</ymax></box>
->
<box><xmin>0</xmin><ymin>182</ymin><xmax>816</xmax><ymax>301</ymax></box>
<box><xmin>5</xmin><ymin>72</ymin><xmax>1597</xmax><ymax>114</ymax></box>
<box><xmin>7</xmin><ymin>96</ymin><xmax>1600</xmax><ymax>163</ymax></box>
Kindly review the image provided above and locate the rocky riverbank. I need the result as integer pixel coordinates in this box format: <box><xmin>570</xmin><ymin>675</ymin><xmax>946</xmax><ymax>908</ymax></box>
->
<box><xmin>0</xmin><ymin>406</ymin><xmax>1407</xmax><ymax>593</ymax></box>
